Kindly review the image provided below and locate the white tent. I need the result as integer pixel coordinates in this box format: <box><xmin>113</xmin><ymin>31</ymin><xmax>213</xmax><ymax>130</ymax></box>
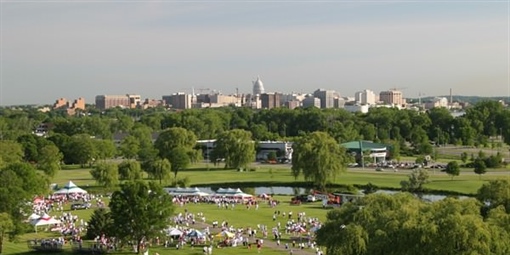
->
<box><xmin>166</xmin><ymin>228</ymin><xmax>183</xmax><ymax>237</ymax></box>
<box><xmin>54</xmin><ymin>181</ymin><xmax>88</xmax><ymax>195</ymax></box>
<box><xmin>31</xmin><ymin>214</ymin><xmax>62</xmax><ymax>233</ymax></box>
<box><xmin>27</xmin><ymin>213</ymin><xmax>41</xmax><ymax>223</ymax></box>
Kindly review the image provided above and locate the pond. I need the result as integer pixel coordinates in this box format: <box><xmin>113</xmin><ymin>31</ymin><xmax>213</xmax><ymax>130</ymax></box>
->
<box><xmin>195</xmin><ymin>186</ymin><xmax>469</xmax><ymax>202</ymax></box>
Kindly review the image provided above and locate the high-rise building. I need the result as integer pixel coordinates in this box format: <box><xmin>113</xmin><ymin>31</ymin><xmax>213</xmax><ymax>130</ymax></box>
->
<box><xmin>379</xmin><ymin>90</ymin><xmax>404</xmax><ymax>106</ymax></box>
<box><xmin>313</xmin><ymin>89</ymin><xmax>336</xmax><ymax>108</ymax></box>
<box><xmin>302</xmin><ymin>96</ymin><xmax>321</xmax><ymax>108</ymax></box>
<box><xmin>252</xmin><ymin>76</ymin><xmax>265</xmax><ymax>95</ymax></box>
<box><xmin>162</xmin><ymin>93</ymin><xmax>192</xmax><ymax>109</ymax></box>
<box><xmin>354</xmin><ymin>89</ymin><xmax>376</xmax><ymax>105</ymax></box>
<box><xmin>53</xmin><ymin>98</ymin><xmax>68</xmax><ymax>109</ymax></box>
<box><xmin>95</xmin><ymin>94</ymin><xmax>141</xmax><ymax>110</ymax></box>
<box><xmin>260</xmin><ymin>93</ymin><xmax>282</xmax><ymax>109</ymax></box>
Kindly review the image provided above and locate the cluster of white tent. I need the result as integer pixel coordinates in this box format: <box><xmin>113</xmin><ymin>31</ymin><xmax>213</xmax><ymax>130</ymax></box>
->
<box><xmin>163</xmin><ymin>187</ymin><xmax>253</xmax><ymax>199</ymax></box>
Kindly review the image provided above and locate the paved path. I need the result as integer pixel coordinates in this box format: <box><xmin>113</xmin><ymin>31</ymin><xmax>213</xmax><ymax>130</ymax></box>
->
<box><xmin>189</xmin><ymin>220</ymin><xmax>318</xmax><ymax>255</ymax></box>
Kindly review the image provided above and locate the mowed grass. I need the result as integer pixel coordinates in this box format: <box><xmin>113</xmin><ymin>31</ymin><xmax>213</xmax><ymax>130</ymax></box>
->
<box><xmin>49</xmin><ymin>163</ymin><xmax>510</xmax><ymax>195</ymax></box>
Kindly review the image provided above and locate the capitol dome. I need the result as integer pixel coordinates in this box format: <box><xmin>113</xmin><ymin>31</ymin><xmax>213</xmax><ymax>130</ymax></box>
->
<box><xmin>252</xmin><ymin>76</ymin><xmax>265</xmax><ymax>95</ymax></box>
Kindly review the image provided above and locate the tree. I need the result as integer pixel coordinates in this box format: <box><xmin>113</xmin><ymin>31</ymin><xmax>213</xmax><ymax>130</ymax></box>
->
<box><xmin>460</xmin><ymin>152</ymin><xmax>468</xmax><ymax>164</ymax></box>
<box><xmin>118</xmin><ymin>160</ymin><xmax>143</xmax><ymax>181</ymax></box>
<box><xmin>37</xmin><ymin>144</ymin><xmax>63</xmax><ymax>178</ymax></box>
<box><xmin>291</xmin><ymin>131</ymin><xmax>347</xmax><ymax>190</ymax></box>
<box><xmin>67</xmin><ymin>134</ymin><xmax>97</xmax><ymax>166</ymax></box>
<box><xmin>93</xmin><ymin>139</ymin><xmax>117</xmax><ymax>161</ymax></box>
<box><xmin>85</xmin><ymin>208</ymin><xmax>113</xmax><ymax>240</ymax></box>
<box><xmin>477</xmin><ymin>179</ymin><xmax>510</xmax><ymax>213</ymax></box>
<box><xmin>119</xmin><ymin>135</ymin><xmax>140</xmax><ymax>160</ymax></box>
<box><xmin>473</xmin><ymin>158</ymin><xmax>487</xmax><ymax>180</ymax></box>
<box><xmin>168</xmin><ymin>147</ymin><xmax>190</xmax><ymax>179</ymax></box>
<box><xmin>109</xmin><ymin>181</ymin><xmax>174</xmax><ymax>254</ymax></box>
<box><xmin>213</xmin><ymin>129</ymin><xmax>256</xmax><ymax>169</ymax></box>
<box><xmin>0</xmin><ymin>213</ymin><xmax>14</xmax><ymax>255</ymax></box>
<box><xmin>90</xmin><ymin>163</ymin><xmax>119</xmax><ymax>189</ymax></box>
<box><xmin>400</xmin><ymin>168</ymin><xmax>430</xmax><ymax>192</ymax></box>
<box><xmin>144</xmin><ymin>158</ymin><xmax>171</xmax><ymax>184</ymax></box>
<box><xmin>444</xmin><ymin>161</ymin><xmax>460</xmax><ymax>180</ymax></box>
<box><xmin>0</xmin><ymin>140</ymin><xmax>23</xmax><ymax>168</ymax></box>
<box><xmin>0</xmin><ymin>163</ymin><xmax>48</xmax><ymax>244</ymax></box>
<box><xmin>154</xmin><ymin>127</ymin><xmax>197</xmax><ymax>162</ymax></box>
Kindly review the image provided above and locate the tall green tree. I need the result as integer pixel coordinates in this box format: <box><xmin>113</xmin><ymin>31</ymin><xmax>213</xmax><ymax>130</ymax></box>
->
<box><xmin>118</xmin><ymin>135</ymin><xmax>140</xmax><ymax>160</ymax></box>
<box><xmin>213</xmin><ymin>129</ymin><xmax>256</xmax><ymax>169</ymax></box>
<box><xmin>477</xmin><ymin>179</ymin><xmax>510</xmax><ymax>213</ymax></box>
<box><xmin>67</xmin><ymin>134</ymin><xmax>97</xmax><ymax>166</ymax></box>
<box><xmin>400</xmin><ymin>168</ymin><xmax>430</xmax><ymax>192</ymax></box>
<box><xmin>0</xmin><ymin>163</ymin><xmax>48</xmax><ymax>245</ymax></box>
<box><xmin>0</xmin><ymin>213</ymin><xmax>14</xmax><ymax>255</ymax></box>
<box><xmin>473</xmin><ymin>158</ymin><xmax>487</xmax><ymax>179</ymax></box>
<box><xmin>154</xmin><ymin>127</ymin><xmax>197</xmax><ymax>161</ymax></box>
<box><xmin>168</xmin><ymin>147</ymin><xmax>190</xmax><ymax>179</ymax></box>
<box><xmin>109</xmin><ymin>181</ymin><xmax>174</xmax><ymax>254</ymax></box>
<box><xmin>118</xmin><ymin>160</ymin><xmax>143</xmax><ymax>181</ymax></box>
<box><xmin>144</xmin><ymin>158</ymin><xmax>171</xmax><ymax>184</ymax></box>
<box><xmin>0</xmin><ymin>141</ymin><xmax>23</xmax><ymax>168</ymax></box>
<box><xmin>444</xmin><ymin>161</ymin><xmax>460</xmax><ymax>180</ymax></box>
<box><xmin>291</xmin><ymin>131</ymin><xmax>347</xmax><ymax>190</ymax></box>
<box><xmin>85</xmin><ymin>208</ymin><xmax>113</xmax><ymax>240</ymax></box>
<box><xmin>90</xmin><ymin>163</ymin><xmax>119</xmax><ymax>189</ymax></box>
<box><xmin>37</xmin><ymin>144</ymin><xmax>63</xmax><ymax>178</ymax></box>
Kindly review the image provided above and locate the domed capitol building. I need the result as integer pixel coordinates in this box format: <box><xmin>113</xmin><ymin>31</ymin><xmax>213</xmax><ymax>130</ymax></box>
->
<box><xmin>252</xmin><ymin>76</ymin><xmax>265</xmax><ymax>95</ymax></box>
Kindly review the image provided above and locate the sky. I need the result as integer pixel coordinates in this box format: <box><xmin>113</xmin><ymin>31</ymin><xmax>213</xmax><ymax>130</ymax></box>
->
<box><xmin>0</xmin><ymin>0</ymin><xmax>509</xmax><ymax>106</ymax></box>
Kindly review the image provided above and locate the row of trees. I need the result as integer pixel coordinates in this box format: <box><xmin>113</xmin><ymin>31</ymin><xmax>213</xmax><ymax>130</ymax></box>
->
<box><xmin>317</xmin><ymin>179</ymin><xmax>510</xmax><ymax>255</ymax></box>
<box><xmin>2</xmin><ymin>100</ymin><xmax>510</xmax><ymax>155</ymax></box>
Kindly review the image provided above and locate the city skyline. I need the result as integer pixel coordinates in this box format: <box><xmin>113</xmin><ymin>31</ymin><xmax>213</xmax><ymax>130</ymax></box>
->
<box><xmin>1</xmin><ymin>1</ymin><xmax>509</xmax><ymax>106</ymax></box>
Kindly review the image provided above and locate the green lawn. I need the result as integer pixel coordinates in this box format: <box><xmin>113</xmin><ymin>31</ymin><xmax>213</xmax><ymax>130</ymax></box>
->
<box><xmin>6</xmin><ymin>162</ymin><xmax>510</xmax><ymax>255</ymax></box>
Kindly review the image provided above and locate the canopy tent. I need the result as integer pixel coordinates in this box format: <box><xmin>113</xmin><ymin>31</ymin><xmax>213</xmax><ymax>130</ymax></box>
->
<box><xmin>31</xmin><ymin>214</ymin><xmax>62</xmax><ymax>232</ymax></box>
<box><xmin>213</xmin><ymin>188</ymin><xmax>253</xmax><ymax>199</ymax></box>
<box><xmin>164</xmin><ymin>187</ymin><xmax>210</xmax><ymax>197</ymax></box>
<box><xmin>186</xmin><ymin>230</ymin><xmax>204</xmax><ymax>238</ymax></box>
<box><xmin>166</xmin><ymin>228</ymin><xmax>183</xmax><ymax>237</ymax></box>
<box><xmin>27</xmin><ymin>213</ymin><xmax>41</xmax><ymax>223</ymax></box>
<box><xmin>53</xmin><ymin>181</ymin><xmax>88</xmax><ymax>195</ymax></box>
<box><xmin>215</xmin><ymin>230</ymin><xmax>234</xmax><ymax>238</ymax></box>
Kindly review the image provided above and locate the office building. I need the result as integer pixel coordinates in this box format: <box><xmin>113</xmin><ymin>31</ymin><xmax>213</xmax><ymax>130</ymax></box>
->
<box><xmin>379</xmin><ymin>90</ymin><xmax>404</xmax><ymax>106</ymax></box>
<box><xmin>260</xmin><ymin>93</ymin><xmax>282</xmax><ymax>109</ymax></box>
<box><xmin>313</xmin><ymin>89</ymin><xmax>336</xmax><ymax>108</ymax></box>
<box><xmin>354</xmin><ymin>89</ymin><xmax>376</xmax><ymax>105</ymax></box>
<box><xmin>95</xmin><ymin>94</ymin><xmax>141</xmax><ymax>110</ymax></box>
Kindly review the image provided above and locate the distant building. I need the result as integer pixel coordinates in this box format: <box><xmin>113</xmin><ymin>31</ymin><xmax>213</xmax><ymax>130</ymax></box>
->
<box><xmin>260</xmin><ymin>93</ymin><xmax>282</xmax><ymax>109</ymax></box>
<box><xmin>53</xmin><ymin>98</ymin><xmax>68</xmax><ymax>109</ymax></box>
<box><xmin>141</xmin><ymin>98</ymin><xmax>164</xmax><ymax>109</ymax></box>
<box><xmin>355</xmin><ymin>89</ymin><xmax>376</xmax><ymax>105</ymax></box>
<box><xmin>162</xmin><ymin>93</ymin><xmax>192</xmax><ymax>109</ymax></box>
<box><xmin>302</xmin><ymin>96</ymin><xmax>321</xmax><ymax>108</ymax></box>
<box><xmin>284</xmin><ymin>100</ymin><xmax>301</xmax><ymax>110</ymax></box>
<box><xmin>344</xmin><ymin>104</ymin><xmax>369</xmax><ymax>113</ymax></box>
<box><xmin>379</xmin><ymin>90</ymin><xmax>404</xmax><ymax>106</ymax></box>
<box><xmin>95</xmin><ymin>94</ymin><xmax>141</xmax><ymax>110</ymax></box>
<box><xmin>53</xmin><ymin>97</ymin><xmax>85</xmax><ymax>115</ymax></box>
<box><xmin>424</xmin><ymin>97</ymin><xmax>448</xmax><ymax>109</ymax></box>
<box><xmin>252</xmin><ymin>76</ymin><xmax>265</xmax><ymax>95</ymax></box>
<box><xmin>313</xmin><ymin>89</ymin><xmax>336</xmax><ymax>108</ymax></box>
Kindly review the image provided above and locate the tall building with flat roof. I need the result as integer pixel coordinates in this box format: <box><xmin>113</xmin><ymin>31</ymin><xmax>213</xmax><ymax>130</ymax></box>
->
<box><xmin>313</xmin><ymin>89</ymin><xmax>336</xmax><ymax>108</ymax></box>
<box><xmin>260</xmin><ymin>93</ymin><xmax>282</xmax><ymax>109</ymax></box>
<box><xmin>379</xmin><ymin>90</ymin><xmax>404</xmax><ymax>106</ymax></box>
<box><xmin>162</xmin><ymin>93</ymin><xmax>192</xmax><ymax>109</ymax></box>
<box><xmin>355</xmin><ymin>89</ymin><xmax>376</xmax><ymax>105</ymax></box>
<box><xmin>95</xmin><ymin>94</ymin><xmax>140</xmax><ymax>110</ymax></box>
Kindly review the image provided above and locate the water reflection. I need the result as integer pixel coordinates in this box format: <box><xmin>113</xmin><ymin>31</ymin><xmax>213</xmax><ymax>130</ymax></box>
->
<box><xmin>196</xmin><ymin>186</ymin><xmax>468</xmax><ymax>202</ymax></box>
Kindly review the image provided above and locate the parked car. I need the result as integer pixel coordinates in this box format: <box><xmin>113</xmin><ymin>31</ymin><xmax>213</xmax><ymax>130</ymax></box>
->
<box><xmin>71</xmin><ymin>203</ymin><xmax>91</xmax><ymax>210</ymax></box>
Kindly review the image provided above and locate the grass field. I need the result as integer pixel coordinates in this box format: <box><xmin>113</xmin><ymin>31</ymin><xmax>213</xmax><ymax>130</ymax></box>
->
<box><xmin>5</xmin><ymin>160</ymin><xmax>510</xmax><ymax>255</ymax></box>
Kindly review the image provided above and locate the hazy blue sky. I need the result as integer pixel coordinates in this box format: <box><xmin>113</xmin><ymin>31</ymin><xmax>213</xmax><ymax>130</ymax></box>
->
<box><xmin>1</xmin><ymin>0</ymin><xmax>509</xmax><ymax>105</ymax></box>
